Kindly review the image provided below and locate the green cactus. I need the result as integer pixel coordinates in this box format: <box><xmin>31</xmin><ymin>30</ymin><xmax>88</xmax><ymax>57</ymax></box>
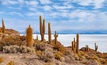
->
<box><xmin>26</xmin><ymin>25</ymin><xmax>33</xmax><ymax>48</ymax></box>
<box><xmin>54</xmin><ymin>31</ymin><xmax>58</xmax><ymax>44</ymax></box>
<box><xmin>2</xmin><ymin>19</ymin><xmax>5</xmax><ymax>33</ymax></box>
<box><xmin>76</xmin><ymin>34</ymin><xmax>79</xmax><ymax>53</ymax></box>
<box><xmin>48</xmin><ymin>23</ymin><xmax>51</xmax><ymax>44</ymax></box>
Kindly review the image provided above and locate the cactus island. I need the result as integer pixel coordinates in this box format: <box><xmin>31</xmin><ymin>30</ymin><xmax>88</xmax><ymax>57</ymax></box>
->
<box><xmin>0</xmin><ymin>16</ymin><xmax>107</xmax><ymax>65</ymax></box>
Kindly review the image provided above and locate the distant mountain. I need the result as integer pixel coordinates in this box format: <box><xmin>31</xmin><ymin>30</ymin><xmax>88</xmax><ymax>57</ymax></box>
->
<box><xmin>20</xmin><ymin>30</ymin><xmax>107</xmax><ymax>34</ymax></box>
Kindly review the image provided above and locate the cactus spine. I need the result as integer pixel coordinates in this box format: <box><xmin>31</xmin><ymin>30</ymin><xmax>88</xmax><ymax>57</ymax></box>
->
<box><xmin>26</xmin><ymin>25</ymin><xmax>33</xmax><ymax>48</ymax></box>
<box><xmin>76</xmin><ymin>34</ymin><xmax>79</xmax><ymax>53</ymax></box>
<box><xmin>39</xmin><ymin>16</ymin><xmax>45</xmax><ymax>41</ymax></box>
<box><xmin>54</xmin><ymin>31</ymin><xmax>58</xmax><ymax>44</ymax></box>
<box><xmin>95</xmin><ymin>43</ymin><xmax>98</xmax><ymax>52</ymax></box>
<box><xmin>2</xmin><ymin>19</ymin><xmax>5</xmax><ymax>33</ymax></box>
<box><xmin>48</xmin><ymin>23</ymin><xmax>51</xmax><ymax>44</ymax></box>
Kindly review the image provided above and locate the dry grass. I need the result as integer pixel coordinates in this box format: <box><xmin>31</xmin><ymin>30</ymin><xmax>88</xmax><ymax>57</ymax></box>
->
<box><xmin>7</xmin><ymin>61</ymin><xmax>14</xmax><ymax>65</ymax></box>
<box><xmin>0</xmin><ymin>57</ymin><xmax>3</xmax><ymax>63</ymax></box>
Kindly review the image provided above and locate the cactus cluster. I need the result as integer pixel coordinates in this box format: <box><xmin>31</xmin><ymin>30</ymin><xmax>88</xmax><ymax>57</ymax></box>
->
<box><xmin>39</xmin><ymin>16</ymin><xmax>46</xmax><ymax>41</ymax></box>
<box><xmin>26</xmin><ymin>25</ymin><xmax>33</xmax><ymax>48</ymax></box>
<box><xmin>95</xmin><ymin>43</ymin><xmax>98</xmax><ymax>52</ymax></box>
<box><xmin>71</xmin><ymin>34</ymin><xmax>79</xmax><ymax>53</ymax></box>
<box><xmin>54</xmin><ymin>31</ymin><xmax>58</xmax><ymax>44</ymax></box>
<box><xmin>48</xmin><ymin>23</ymin><xmax>52</xmax><ymax>44</ymax></box>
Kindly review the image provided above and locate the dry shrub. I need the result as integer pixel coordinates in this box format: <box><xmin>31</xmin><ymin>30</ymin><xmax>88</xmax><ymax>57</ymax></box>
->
<box><xmin>52</xmin><ymin>42</ymin><xmax>65</xmax><ymax>53</ymax></box>
<box><xmin>0</xmin><ymin>35</ymin><xmax>24</xmax><ymax>51</ymax></box>
<box><xmin>100</xmin><ymin>58</ymin><xmax>107</xmax><ymax>64</ymax></box>
<box><xmin>0</xmin><ymin>57</ymin><xmax>3</xmax><ymax>63</ymax></box>
<box><xmin>36</xmin><ymin>48</ymin><xmax>54</xmax><ymax>62</ymax></box>
<box><xmin>7</xmin><ymin>61</ymin><xmax>14</xmax><ymax>65</ymax></box>
<box><xmin>35</xmin><ymin>43</ymin><xmax>46</xmax><ymax>51</ymax></box>
<box><xmin>54</xmin><ymin>51</ymin><xmax>63</xmax><ymax>61</ymax></box>
<box><xmin>3</xmin><ymin>45</ymin><xmax>35</xmax><ymax>53</ymax></box>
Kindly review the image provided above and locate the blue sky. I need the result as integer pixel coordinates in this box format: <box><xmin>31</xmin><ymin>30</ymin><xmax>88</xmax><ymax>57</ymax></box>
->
<box><xmin>0</xmin><ymin>0</ymin><xmax>107</xmax><ymax>34</ymax></box>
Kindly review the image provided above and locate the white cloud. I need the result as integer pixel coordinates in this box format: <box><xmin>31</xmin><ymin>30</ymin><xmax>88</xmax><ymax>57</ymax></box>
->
<box><xmin>43</xmin><ymin>5</ymin><xmax>52</xmax><ymax>11</ymax></box>
<box><xmin>53</xmin><ymin>5</ymin><xmax>73</xmax><ymax>10</ymax></box>
<box><xmin>25</xmin><ymin>1</ymin><xmax>38</xmax><ymax>6</ymax></box>
<box><xmin>39</xmin><ymin>0</ymin><xmax>52</xmax><ymax>4</ymax></box>
<box><xmin>72</xmin><ymin>0</ymin><xmax>106</xmax><ymax>9</ymax></box>
<box><xmin>9</xmin><ymin>12</ymin><xmax>22</xmax><ymax>16</ymax></box>
<box><xmin>1</xmin><ymin>0</ymin><xmax>18</xmax><ymax>5</ymax></box>
<box><xmin>0</xmin><ymin>11</ymin><xmax>4</xmax><ymax>14</ymax></box>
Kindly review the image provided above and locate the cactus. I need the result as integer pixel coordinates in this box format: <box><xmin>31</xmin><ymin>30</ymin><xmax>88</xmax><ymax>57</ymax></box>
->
<box><xmin>26</xmin><ymin>25</ymin><xmax>33</xmax><ymax>48</ymax></box>
<box><xmin>48</xmin><ymin>23</ymin><xmax>51</xmax><ymax>44</ymax></box>
<box><xmin>42</xmin><ymin>19</ymin><xmax>45</xmax><ymax>41</ymax></box>
<box><xmin>73</xmin><ymin>38</ymin><xmax>76</xmax><ymax>49</ymax></box>
<box><xmin>95</xmin><ymin>43</ymin><xmax>98</xmax><ymax>52</ymax></box>
<box><xmin>2</xmin><ymin>19</ymin><xmax>5</xmax><ymax>33</ymax></box>
<box><xmin>72</xmin><ymin>41</ymin><xmax>75</xmax><ymax>51</ymax></box>
<box><xmin>36</xmin><ymin>35</ymin><xmax>38</xmax><ymax>40</ymax></box>
<box><xmin>76</xmin><ymin>34</ymin><xmax>79</xmax><ymax>53</ymax></box>
<box><xmin>54</xmin><ymin>31</ymin><xmax>58</xmax><ymax>44</ymax></box>
<box><xmin>85</xmin><ymin>45</ymin><xmax>89</xmax><ymax>52</ymax></box>
<box><xmin>39</xmin><ymin>16</ymin><xmax>45</xmax><ymax>41</ymax></box>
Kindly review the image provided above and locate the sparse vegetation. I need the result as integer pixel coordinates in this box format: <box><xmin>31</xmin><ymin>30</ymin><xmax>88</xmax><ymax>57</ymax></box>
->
<box><xmin>0</xmin><ymin>16</ymin><xmax>106</xmax><ymax>65</ymax></box>
<box><xmin>7</xmin><ymin>61</ymin><xmax>14</xmax><ymax>65</ymax></box>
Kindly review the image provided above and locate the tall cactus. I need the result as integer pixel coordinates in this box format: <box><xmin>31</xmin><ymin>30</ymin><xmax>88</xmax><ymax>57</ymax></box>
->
<box><xmin>72</xmin><ymin>41</ymin><xmax>75</xmax><ymax>51</ymax></box>
<box><xmin>95</xmin><ymin>43</ymin><xmax>98</xmax><ymax>52</ymax></box>
<box><xmin>26</xmin><ymin>25</ymin><xmax>33</xmax><ymax>48</ymax></box>
<box><xmin>85</xmin><ymin>45</ymin><xmax>89</xmax><ymax>52</ymax></box>
<box><xmin>36</xmin><ymin>35</ymin><xmax>38</xmax><ymax>40</ymax></box>
<box><xmin>76</xmin><ymin>34</ymin><xmax>79</xmax><ymax>53</ymax></box>
<box><xmin>2</xmin><ymin>19</ymin><xmax>5</xmax><ymax>33</ymax></box>
<box><xmin>39</xmin><ymin>16</ymin><xmax>45</xmax><ymax>41</ymax></box>
<box><xmin>73</xmin><ymin>38</ymin><xmax>76</xmax><ymax>49</ymax></box>
<box><xmin>48</xmin><ymin>23</ymin><xmax>51</xmax><ymax>44</ymax></box>
<box><xmin>54</xmin><ymin>31</ymin><xmax>58</xmax><ymax>44</ymax></box>
<box><xmin>42</xmin><ymin>19</ymin><xmax>45</xmax><ymax>41</ymax></box>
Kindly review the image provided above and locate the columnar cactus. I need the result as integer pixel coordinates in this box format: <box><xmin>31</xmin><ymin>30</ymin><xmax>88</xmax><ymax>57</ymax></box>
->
<box><xmin>39</xmin><ymin>16</ymin><xmax>46</xmax><ymax>41</ymax></box>
<box><xmin>72</xmin><ymin>41</ymin><xmax>75</xmax><ymax>51</ymax></box>
<box><xmin>95</xmin><ymin>43</ymin><xmax>98</xmax><ymax>52</ymax></box>
<box><xmin>2</xmin><ymin>19</ymin><xmax>5</xmax><ymax>33</ymax></box>
<box><xmin>86</xmin><ymin>45</ymin><xmax>89</xmax><ymax>52</ymax></box>
<box><xmin>42</xmin><ymin>19</ymin><xmax>45</xmax><ymax>41</ymax></box>
<box><xmin>26</xmin><ymin>25</ymin><xmax>33</xmax><ymax>48</ymax></box>
<box><xmin>48</xmin><ymin>23</ymin><xmax>51</xmax><ymax>44</ymax></box>
<box><xmin>73</xmin><ymin>38</ymin><xmax>76</xmax><ymax>49</ymax></box>
<box><xmin>36</xmin><ymin>35</ymin><xmax>38</xmax><ymax>40</ymax></box>
<box><xmin>76</xmin><ymin>34</ymin><xmax>79</xmax><ymax>53</ymax></box>
<box><xmin>54</xmin><ymin>31</ymin><xmax>58</xmax><ymax>44</ymax></box>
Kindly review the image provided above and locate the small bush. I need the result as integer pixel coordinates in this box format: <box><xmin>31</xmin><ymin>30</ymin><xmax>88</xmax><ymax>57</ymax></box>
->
<box><xmin>36</xmin><ymin>48</ymin><xmax>54</xmax><ymax>62</ymax></box>
<box><xmin>54</xmin><ymin>51</ymin><xmax>63</xmax><ymax>60</ymax></box>
<box><xmin>35</xmin><ymin>43</ymin><xmax>46</xmax><ymax>51</ymax></box>
<box><xmin>7</xmin><ymin>61</ymin><xmax>14</xmax><ymax>65</ymax></box>
<box><xmin>0</xmin><ymin>35</ymin><xmax>24</xmax><ymax>51</ymax></box>
<box><xmin>52</xmin><ymin>41</ymin><xmax>65</xmax><ymax>53</ymax></box>
<box><xmin>3</xmin><ymin>45</ymin><xmax>35</xmax><ymax>53</ymax></box>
